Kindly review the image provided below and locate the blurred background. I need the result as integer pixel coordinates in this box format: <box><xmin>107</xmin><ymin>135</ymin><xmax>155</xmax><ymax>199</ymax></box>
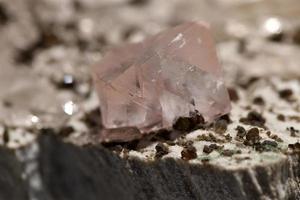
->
<box><xmin>0</xmin><ymin>0</ymin><xmax>300</xmax><ymax>147</ymax></box>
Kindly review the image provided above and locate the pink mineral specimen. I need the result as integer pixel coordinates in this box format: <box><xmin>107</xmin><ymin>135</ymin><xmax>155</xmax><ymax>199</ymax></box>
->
<box><xmin>93</xmin><ymin>21</ymin><xmax>231</xmax><ymax>133</ymax></box>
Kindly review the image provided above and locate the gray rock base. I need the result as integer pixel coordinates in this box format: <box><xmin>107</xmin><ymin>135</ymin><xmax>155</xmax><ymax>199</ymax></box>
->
<box><xmin>0</xmin><ymin>134</ymin><xmax>297</xmax><ymax>200</ymax></box>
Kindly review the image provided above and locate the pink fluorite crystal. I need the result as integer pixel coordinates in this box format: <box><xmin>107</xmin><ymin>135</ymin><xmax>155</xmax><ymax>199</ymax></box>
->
<box><xmin>93</xmin><ymin>21</ymin><xmax>231</xmax><ymax>132</ymax></box>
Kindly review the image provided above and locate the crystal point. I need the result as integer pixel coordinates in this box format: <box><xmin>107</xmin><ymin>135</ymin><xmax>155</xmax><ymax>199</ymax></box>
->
<box><xmin>93</xmin><ymin>21</ymin><xmax>231</xmax><ymax>133</ymax></box>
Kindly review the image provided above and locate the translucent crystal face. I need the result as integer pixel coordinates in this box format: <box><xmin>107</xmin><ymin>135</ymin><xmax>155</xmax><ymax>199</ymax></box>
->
<box><xmin>93</xmin><ymin>21</ymin><xmax>231</xmax><ymax>131</ymax></box>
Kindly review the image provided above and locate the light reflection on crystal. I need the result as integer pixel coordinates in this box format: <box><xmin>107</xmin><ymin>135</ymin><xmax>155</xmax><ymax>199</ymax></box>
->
<box><xmin>264</xmin><ymin>17</ymin><xmax>282</xmax><ymax>35</ymax></box>
<box><xmin>63</xmin><ymin>101</ymin><xmax>77</xmax><ymax>115</ymax></box>
<box><xmin>30</xmin><ymin>115</ymin><xmax>40</xmax><ymax>124</ymax></box>
<box><xmin>63</xmin><ymin>74</ymin><xmax>74</xmax><ymax>84</ymax></box>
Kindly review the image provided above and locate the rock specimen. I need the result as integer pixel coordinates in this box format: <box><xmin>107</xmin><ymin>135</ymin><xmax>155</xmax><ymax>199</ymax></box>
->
<box><xmin>93</xmin><ymin>21</ymin><xmax>231</xmax><ymax>132</ymax></box>
<box><xmin>1</xmin><ymin>1</ymin><xmax>300</xmax><ymax>200</ymax></box>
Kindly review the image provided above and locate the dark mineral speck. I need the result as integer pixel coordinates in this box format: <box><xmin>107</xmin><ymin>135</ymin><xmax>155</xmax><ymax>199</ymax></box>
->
<box><xmin>267</xmin><ymin>31</ymin><xmax>285</xmax><ymax>42</ymax></box>
<box><xmin>3</xmin><ymin>126</ymin><xmax>9</xmax><ymax>144</ymax></box>
<box><xmin>201</xmin><ymin>157</ymin><xmax>210</xmax><ymax>163</ymax></box>
<box><xmin>15</xmin><ymin>31</ymin><xmax>61</xmax><ymax>64</ymax></box>
<box><xmin>151</xmin><ymin>129</ymin><xmax>172</xmax><ymax>142</ymax></box>
<box><xmin>122</xmin><ymin>26</ymin><xmax>139</xmax><ymax>40</ymax></box>
<box><xmin>269</xmin><ymin>134</ymin><xmax>283</xmax><ymax>143</ymax></box>
<box><xmin>82</xmin><ymin>108</ymin><xmax>102</xmax><ymax>130</ymax></box>
<box><xmin>288</xmin><ymin>116</ymin><xmax>300</xmax><ymax>122</ymax></box>
<box><xmin>59</xmin><ymin>126</ymin><xmax>75</xmax><ymax>137</ymax></box>
<box><xmin>2</xmin><ymin>100</ymin><xmax>12</xmax><ymax>108</ymax></box>
<box><xmin>245</xmin><ymin>127</ymin><xmax>260</xmax><ymax>145</ymax></box>
<box><xmin>227</xmin><ymin>88</ymin><xmax>239</xmax><ymax>102</ymax></box>
<box><xmin>279</xmin><ymin>89</ymin><xmax>293</xmax><ymax>100</ymax></box>
<box><xmin>221</xmin><ymin>149</ymin><xmax>239</xmax><ymax>157</ymax></box>
<box><xmin>254</xmin><ymin>140</ymin><xmax>278</xmax><ymax>152</ymax></box>
<box><xmin>72</xmin><ymin>0</ymin><xmax>83</xmax><ymax>11</ymax></box>
<box><xmin>181</xmin><ymin>144</ymin><xmax>197</xmax><ymax>161</ymax></box>
<box><xmin>214</xmin><ymin>119</ymin><xmax>228</xmax><ymax>134</ymax></box>
<box><xmin>219</xmin><ymin>114</ymin><xmax>232</xmax><ymax>124</ymax></box>
<box><xmin>237</xmin><ymin>38</ymin><xmax>247</xmax><ymax>53</ymax></box>
<box><xmin>155</xmin><ymin>142</ymin><xmax>169</xmax><ymax>159</ymax></box>
<box><xmin>253</xmin><ymin>96</ymin><xmax>265</xmax><ymax>105</ymax></box>
<box><xmin>287</xmin><ymin>127</ymin><xmax>299</xmax><ymax>137</ymax></box>
<box><xmin>240</xmin><ymin>111</ymin><xmax>266</xmax><ymax>128</ymax></box>
<box><xmin>225</xmin><ymin>134</ymin><xmax>232</xmax><ymax>142</ymax></box>
<box><xmin>239</xmin><ymin>77</ymin><xmax>260</xmax><ymax>89</ymax></box>
<box><xmin>293</xmin><ymin>27</ymin><xmax>300</xmax><ymax>45</ymax></box>
<box><xmin>129</xmin><ymin>0</ymin><xmax>149</xmax><ymax>6</ymax></box>
<box><xmin>236</xmin><ymin>126</ymin><xmax>246</xmax><ymax>138</ymax></box>
<box><xmin>203</xmin><ymin>143</ymin><xmax>223</xmax><ymax>154</ymax></box>
<box><xmin>288</xmin><ymin>142</ymin><xmax>300</xmax><ymax>153</ymax></box>
<box><xmin>197</xmin><ymin>134</ymin><xmax>213</xmax><ymax>142</ymax></box>
<box><xmin>0</xmin><ymin>3</ymin><xmax>9</xmax><ymax>25</ymax></box>
<box><xmin>262</xmin><ymin>140</ymin><xmax>278</xmax><ymax>148</ymax></box>
<box><xmin>173</xmin><ymin>113</ymin><xmax>205</xmax><ymax>132</ymax></box>
<box><xmin>277</xmin><ymin>114</ymin><xmax>285</xmax><ymax>121</ymax></box>
<box><xmin>190</xmin><ymin>112</ymin><xmax>205</xmax><ymax>126</ymax></box>
<box><xmin>173</xmin><ymin>117</ymin><xmax>193</xmax><ymax>131</ymax></box>
<box><xmin>177</xmin><ymin>140</ymin><xmax>194</xmax><ymax>148</ymax></box>
<box><xmin>206</xmin><ymin>133</ymin><xmax>218</xmax><ymax>143</ymax></box>
<box><xmin>203</xmin><ymin>145</ymin><xmax>213</xmax><ymax>154</ymax></box>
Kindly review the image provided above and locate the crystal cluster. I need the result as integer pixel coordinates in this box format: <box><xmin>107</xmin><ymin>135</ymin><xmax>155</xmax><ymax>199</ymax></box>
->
<box><xmin>93</xmin><ymin>21</ymin><xmax>231</xmax><ymax>132</ymax></box>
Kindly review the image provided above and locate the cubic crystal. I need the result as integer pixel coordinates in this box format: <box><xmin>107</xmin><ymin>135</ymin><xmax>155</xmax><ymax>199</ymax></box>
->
<box><xmin>93</xmin><ymin>21</ymin><xmax>231</xmax><ymax>132</ymax></box>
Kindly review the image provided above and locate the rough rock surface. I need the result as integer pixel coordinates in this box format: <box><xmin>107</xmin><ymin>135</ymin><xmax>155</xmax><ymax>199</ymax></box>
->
<box><xmin>0</xmin><ymin>147</ymin><xmax>27</xmax><ymax>200</ymax></box>
<box><xmin>0</xmin><ymin>134</ymin><xmax>293</xmax><ymax>199</ymax></box>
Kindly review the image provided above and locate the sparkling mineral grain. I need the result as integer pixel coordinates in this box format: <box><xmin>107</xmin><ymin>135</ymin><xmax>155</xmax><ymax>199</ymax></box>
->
<box><xmin>93</xmin><ymin>21</ymin><xmax>231</xmax><ymax>133</ymax></box>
